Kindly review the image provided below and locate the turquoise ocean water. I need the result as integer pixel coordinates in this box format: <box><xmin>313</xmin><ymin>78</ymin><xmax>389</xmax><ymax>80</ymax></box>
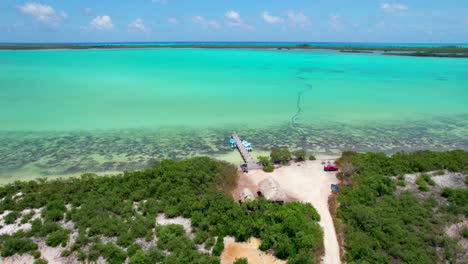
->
<box><xmin>0</xmin><ymin>48</ymin><xmax>467</xmax><ymax>180</ymax></box>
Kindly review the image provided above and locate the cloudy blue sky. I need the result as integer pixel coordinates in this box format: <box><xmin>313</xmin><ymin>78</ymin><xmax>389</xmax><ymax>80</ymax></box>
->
<box><xmin>1</xmin><ymin>0</ymin><xmax>467</xmax><ymax>43</ymax></box>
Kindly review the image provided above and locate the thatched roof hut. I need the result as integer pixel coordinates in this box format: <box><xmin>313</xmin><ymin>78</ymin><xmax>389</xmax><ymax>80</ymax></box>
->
<box><xmin>258</xmin><ymin>177</ymin><xmax>286</xmax><ymax>201</ymax></box>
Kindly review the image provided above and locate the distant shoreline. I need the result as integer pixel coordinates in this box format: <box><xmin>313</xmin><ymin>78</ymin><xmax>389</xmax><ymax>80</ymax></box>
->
<box><xmin>1</xmin><ymin>43</ymin><xmax>468</xmax><ymax>57</ymax></box>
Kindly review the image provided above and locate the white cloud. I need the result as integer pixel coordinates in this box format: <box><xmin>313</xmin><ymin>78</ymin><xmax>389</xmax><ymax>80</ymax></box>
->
<box><xmin>191</xmin><ymin>16</ymin><xmax>204</xmax><ymax>24</ymax></box>
<box><xmin>151</xmin><ymin>0</ymin><xmax>167</xmax><ymax>3</ymax></box>
<box><xmin>168</xmin><ymin>18</ymin><xmax>179</xmax><ymax>24</ymax></box>
<box><xmin>381</xmin><ymin>3</ymin><xmax>409</xmax><ymax>13</ymax></box>
<box><xmin>191</xmin><ymin>16</ymin><xmax>221</xmax><ymax>29</ymax></box>
<box><xmin>286</xmin><ymin>10</ymin><xmax>310</xmax><ymax>25</ymax></box>
<box><xmin>225</xmin><ymin>10</ymin><xmax>253</xmax><ymax>29</ymax></box>
<box><xmin>225</xmin><ymin>10</ymin><xmax>242</xmax><ymax>23</ymax></box>
<box><xmin>128</xmin><ymin>18</ymin><xmax>149</xmax><ymax>32</ymax></box>
<box><xmin>329</xmin><ymin>14</ymin><xmax>344</xmax><ymax>30</ymax></box>
<box><xmin>261</xmin><ymin>11</ymin><xmax>283</xmax><ymax>24</ymax></box>
<box><xmin>17</xmin><ymin>2</ymin><xmax>67</xmax><ymax>26</ymax></box>
<box><xmin>84</xmin><ymin>15</ymin><xmax>114</xmax><ymax>31</ymax></box>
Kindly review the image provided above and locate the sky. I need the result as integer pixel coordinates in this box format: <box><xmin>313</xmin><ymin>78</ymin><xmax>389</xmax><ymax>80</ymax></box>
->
<box><xmin>1</xmin><ymin>0</ymin><xmax>467</xmax><ymax>43</ymax></box>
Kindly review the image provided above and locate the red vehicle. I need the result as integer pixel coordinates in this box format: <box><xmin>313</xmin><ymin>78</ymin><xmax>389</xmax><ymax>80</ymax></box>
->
<box><xmin>324</xmin><ymin>165</ymin><xmax>339</xmax><ymax>171</ymax></box>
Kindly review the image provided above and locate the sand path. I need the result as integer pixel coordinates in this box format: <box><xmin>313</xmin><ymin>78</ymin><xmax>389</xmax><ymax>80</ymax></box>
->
<box><xmin>246</xmin><ymin>157</ymin><xmax>340</xmax><ymax>264</ymax></box>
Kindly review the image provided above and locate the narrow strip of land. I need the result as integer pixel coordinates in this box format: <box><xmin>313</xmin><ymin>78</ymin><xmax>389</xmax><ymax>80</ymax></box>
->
<box><xmin>1</xmin><ymin>43</ymin><xmax>467</xmax><ymax>57</ymax></box>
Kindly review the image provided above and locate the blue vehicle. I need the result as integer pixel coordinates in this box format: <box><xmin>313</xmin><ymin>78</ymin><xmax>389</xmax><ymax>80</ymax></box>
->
<box><xmin>229</xmin><ymin>138</ymin><xmax>237</xmax><ymax>148</ymax></box>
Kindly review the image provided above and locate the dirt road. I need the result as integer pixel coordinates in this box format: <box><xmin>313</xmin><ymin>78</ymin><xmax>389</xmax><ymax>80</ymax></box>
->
<box><xmin>246</xmin><ymin>157</ymin><xmax>341</xmax><ymax>264</ymax></box>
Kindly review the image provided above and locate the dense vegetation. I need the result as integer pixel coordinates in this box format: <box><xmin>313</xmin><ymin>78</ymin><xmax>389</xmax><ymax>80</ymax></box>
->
<box><xmin>337</xmin><ymin>150</ymin><xmax>467</xmax><ymax>264</ymax></box>
<box><xmin>0</xmin><ymin>157</ymin><xmax>323</xmax><ymax>263</ymax></box>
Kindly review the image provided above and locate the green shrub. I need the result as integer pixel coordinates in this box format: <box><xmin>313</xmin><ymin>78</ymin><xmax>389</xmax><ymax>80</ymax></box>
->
<box><xmin>42</xmin><ymin>200</ymin><xmax>66</xmax><ymax>222</ymax></box>
<box><xmin>127</xmin><ymin>243</ymin><xmax>141</xmax><ymax>257</ymax></box>
<box><xmin>20</xmin><ymin>212</ymin><xmax>34</xmax><ymax>224</ymax></box>
<box><xmin>234</xmin><ymin>258</ymin><xmax>248</xmax><ymax>264</ymax></box>
<box><xmin>147</xmin><ymin>246</ymin><xmax>166</xmax><ymax>263</ymax></box>
<box><xmin>4</xmin><ymin>212</ymin><xmax>18</xmax><ymax>224</ymax></box>
<box><xmin>309</xmin><ymin>155</ymin><xmax>316</xmax><ymax>160</ymax></box>
<box><xmin>128</xmin><ymin>250</ymin><xmax>151</xmax><ymax>264</ymax></box>
<box><xmin>270</xmin><ymin>148</ymin><xmax>291</xmax><ymax>164</ymax></box>
<box><xmin>212</xmin><ymin>236</ymin><xmax>224</xmax><ymax>256</ymax></box>
<box><xmin>257</xmin><ymin>156</ymin><xmax>271</xmax><ymax>167</ymax></box>
<box><xmin>418</xmin><ymin>182</ymin><xmax>429</xmax><ymax>191</ymax></box>
<box><xmin>116</xmin><ymin>232</ymin><xmax>134</xmax><ymax>248</ymax></box>
<box><xmin>31</xmin><ymin>250</ymin><xmax>41</xmax><ymax>258</ymax></box>
<box><xmin>60</xmin><ymin>249</ymin><xmax>71</xmax><ymax>257</ymax></box>
<box><xmin>33</xmin><ymin>259</ymin><xmax>48</xmax><ymax>264</ymax></box>
<box><xmin>396</xmin><ymin>180</ymin><xmax>406</xmax><ymax>187</ymax></box>
<box><xmin>204</xmin><ymin>236</ymin><xmax>215</xmax><ymax>250</ymax></box>
<box><xmin>416</xmin><ymin>174</ymin><xmax>431</xmax><ymax>191</ymax></box>
<box><xmin>194</xmin><ymin>230</ymin><xmax>208</xmax><ymax>244</ymax></box>
<box><xmin>102</xmin><ymin>243</ymin><xmax>126</xmax><ymax>264</ymax></box>
<box><xmin>0</xmin><ymin>236</ymin><xmax>38</xmax><ymax>257</ymax></box>
<box><xmin>45</xmin><ymin>229</ymin><xmax>69</xmax><ymax>247</ymax></box>
<box><xmin>263</xmin><ymin>165</ymin><xmax>274</xmax><ymax>172</ymax></box>
<box><xmin>77</xmin><ymin>250</ymin><xmax>86</xmax><ymax>261</ymax></box>
<box><xmin>462</xmin><ymin>228</ymin><xmax>468</xmax><ymax>238</ymax></box>
<box><xmin>293</xmin><ymin>150</ymin><xmax>306</xmax><ymax>161</ymax></box>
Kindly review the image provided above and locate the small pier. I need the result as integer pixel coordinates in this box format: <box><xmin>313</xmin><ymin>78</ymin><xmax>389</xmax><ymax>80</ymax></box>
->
<box><xmin>232</xmin><ymin>133</ymin><xmax>262</xmax><ymax>170</ymax></box>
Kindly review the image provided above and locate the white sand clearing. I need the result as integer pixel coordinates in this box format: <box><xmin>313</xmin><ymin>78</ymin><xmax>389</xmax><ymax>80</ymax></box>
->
<box><xmin>220</xmin><ymin>237</ymin><xmax>286</xmax><ymax>264</ymax></box>
<box><xmin>246</xmin><ymin>157</ymin><xmax>341</xmax><ymax>264</ymax></box>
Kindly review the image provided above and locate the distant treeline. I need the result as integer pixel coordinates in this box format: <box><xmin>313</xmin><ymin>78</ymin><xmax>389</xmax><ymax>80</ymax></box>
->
<box><xmin>336</xmin><ymin>150</ymin><xmax>468</xmax><ymax>264</ymax></box>
<box><xmin>1</xmin><ymin>43</ymin><xmax>467</xmax><ymax>57</ymax></box>
<box><xmin>0</xmin><ymin>157</ymin><xmax>323</xmax><ymax>264</ymax></box>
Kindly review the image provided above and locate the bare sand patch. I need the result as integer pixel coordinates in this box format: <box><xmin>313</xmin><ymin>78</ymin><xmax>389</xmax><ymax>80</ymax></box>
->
<box><xmin>241</xmin><ymin>156</ymin><xmax>341</xmax><ymax>264</ymax></box>
<box><xmin>220</xmin><ymin>237</ymin><xmax>286</xmax><ymax>264</ymax></box>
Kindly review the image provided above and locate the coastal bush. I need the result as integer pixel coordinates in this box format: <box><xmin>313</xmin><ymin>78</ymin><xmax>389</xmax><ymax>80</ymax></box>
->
<box><xmin>212</xmin><ymin>236</ymin><xmax>224</xmax><ymax>256</ymax></box>
<box><xmin>204</xmin><ymin>236</ymin><xmax>215</xmax><ymax>250</ymax></box>
<box><xmin>308</xmin><ymin>155</ymin><xmax>316</xmax><ymax>160</ymax></box>
<box><xmin>33</xmin><ymin>259</ymin><xmax>48</xmax><ymax>264</ymax></box>
<box><xmin>32</xmin><ymin>250</ymin><xmax>41</xmax><ymax>258</ymax></box>
<box><xmin>4</xmin><ymin>211</ymin><xmax>18</xmax><ymax>224</ymax></box>
<box><xmin>270</xmin><ymin>148</ymin><xmax>291</xmax><ymax>164</ymax></box>
<box><xmin>20</xmin><ymin>212</ymin><xmax>34</xmax><ymax>224</ymax></box>
<box><xmin>45</xmin><ymin>229</ymin><xmax>69</xmax><ymax>247</ymax></box>
<box><xmin>263</xmin><ymin>165</ymin><xmax>274</xmax><ymax>172</ymax></box>
<box><xmin>462</xmin><ymin>228</ymin><xmax>468</xmax><ymax>238</ymax></box>
<box><xmin>147</xmin><ymin>246</ymin><xmax>166</xmax><ymax>263</ymax></box>
<box><xmin>0</xmin><ymin>235</ymin><xmax>38</xmax><ymax>257</ymax></box>
<box><xmin>127</xmin><ymin>243</ymin><xmax>142</xmax><ymax>257</ymax></box>
<box><xmin>234</xmin><ymin>258</ymin><xmax>248</xmax><ymax>264</ymax></box>
<box><xmin>128</xmin><ymin>250</ymin><xmax>151</xmax><ymax>264</ymax></box>
<box><xmin>257</xmin><ymin>156</ymin><xmax>271</xmax><ymax>166</ymax></box>
<box><xmin>293</xmin><ymin>150</ymin><xmax>306</xmax><ymax>161</ymax></box>
<box><xmin>337</xmin><ymin>150</ymin><xmax>468</xmax><ymax>264</ymax></box>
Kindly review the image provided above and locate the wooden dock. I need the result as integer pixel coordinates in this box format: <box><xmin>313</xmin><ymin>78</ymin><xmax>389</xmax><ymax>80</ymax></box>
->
<box><xmin>232</xmin><ymin>133</ymin><xmax>262</xmax><ymax>170</ymax></box>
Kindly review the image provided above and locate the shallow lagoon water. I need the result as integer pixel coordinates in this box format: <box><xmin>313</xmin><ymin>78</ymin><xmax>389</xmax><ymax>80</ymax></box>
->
<box><xmin>0</xmin><ymin>48</ymin><xmax>467</xmax><ymax>181</ymax></box>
